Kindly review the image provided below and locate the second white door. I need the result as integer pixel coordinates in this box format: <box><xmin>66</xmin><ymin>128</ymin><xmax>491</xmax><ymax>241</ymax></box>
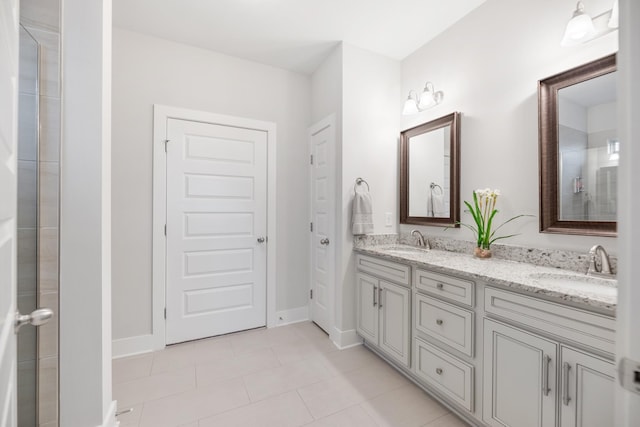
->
<box><xmin>309</xmin><ymin>117</ymin><xmax>335</xmax><ymax>334</ymax></box>
<box><xmin>165</xmin><ymin>118</ymin><xmax>267</xmax><ymax>344</ymax></box>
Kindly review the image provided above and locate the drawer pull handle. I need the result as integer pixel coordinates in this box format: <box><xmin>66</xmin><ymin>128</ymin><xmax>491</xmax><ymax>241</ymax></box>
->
<box><xmin>435</xmin><ymin>368</ymin><xmax>443</xmax><ymax>375</ymax></box>
<box><xmin>562</xmin><ymin>362</ymin><xmax>572</xmax><ymax>405</ymax></box>
<box><xmin>542</xmin><ymin>355</ymin><xmax>552</xmax><ymax>396</ymax></box>
<box><xmin>378</xmin><ymin>287</ymin><xmax>383</xmax><ymax>309</ymax></box>
<box><xmin>436</xmin><ymin>282</ymin><xmax>444</xmax><ymax>290</ymax></box>
<box><xmin>373</xmin><ymin>286</ymin><xmax>377</xmax><ymax>307</ymax></box>
<box><xmin>436</xmin><ymin>319</ymin><xmax>443</xmax><ymax>325</ymax></box>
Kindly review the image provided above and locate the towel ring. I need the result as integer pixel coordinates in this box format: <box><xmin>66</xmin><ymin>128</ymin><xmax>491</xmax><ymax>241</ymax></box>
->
<box><xmin>355</xmin><ymin>177</ymin><xmax>370</xmax><ymax>193</ymax></box>
<box><xmin>430</xmin><ymin>182</ymin><xmax>443</xmax><ymax>195</ymax></box>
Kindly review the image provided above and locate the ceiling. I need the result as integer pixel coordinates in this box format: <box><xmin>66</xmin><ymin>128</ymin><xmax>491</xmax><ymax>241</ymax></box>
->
<box><xmin>112</xmin><ymin>0</ymin><xmax>486</xmax><ymax>74</ymax></box>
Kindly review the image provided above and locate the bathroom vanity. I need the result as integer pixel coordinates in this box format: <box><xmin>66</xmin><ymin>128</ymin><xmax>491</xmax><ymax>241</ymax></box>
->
<box><xmin>354</xmin><ymin>244</ymin><xmax>616</xmax><ymax>427</ymax></box>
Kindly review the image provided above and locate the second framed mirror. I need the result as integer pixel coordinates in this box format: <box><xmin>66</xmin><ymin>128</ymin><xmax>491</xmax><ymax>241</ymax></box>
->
<box><xmin>400</xmin><ymin>112</ymin><xmax>461</xmax><ymax>227</ymax></box>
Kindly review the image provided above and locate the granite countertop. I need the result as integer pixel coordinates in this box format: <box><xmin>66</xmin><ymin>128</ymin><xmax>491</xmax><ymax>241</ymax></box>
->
<box><xmin>354</xmin><ymin>244</ymin><xmax>617</xmax><ymax>315</ymax></box>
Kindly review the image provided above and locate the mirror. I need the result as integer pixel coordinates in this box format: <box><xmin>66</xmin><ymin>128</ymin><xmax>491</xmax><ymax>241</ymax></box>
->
<box><xmin>539</xmin><ymin>54</ymin><xmax>617</xmax><ymax>236</ymax></box>
<box><xmin>400</xmin><ymin>112</ymin><xmax>460</xmax><ymax>227</ymax></box>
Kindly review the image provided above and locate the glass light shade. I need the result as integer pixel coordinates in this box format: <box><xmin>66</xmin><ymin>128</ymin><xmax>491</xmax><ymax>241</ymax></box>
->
<box><xmin>608</xmin><ymin>0</ymin><xmax>618</xmax><ymax>28</ymax></box>
<box><xmin>561</xmin><ymin>3</ymin><xmax>596</xmax><ymax>46</ymax></box>
<box><xmin>402</xmin><ymin>97</ymin><xmax>419</xmax><ymax>115</ymax></box>
<box><xmin>418</xmin><ymin>88</ymin><xmax>435</xmax><ymax>109</ymax></box>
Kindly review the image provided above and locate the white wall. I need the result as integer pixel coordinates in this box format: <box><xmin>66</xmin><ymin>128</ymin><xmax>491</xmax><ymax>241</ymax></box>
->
<box><xmin>616</xmin><ymin>0</ymin><xmax>640</xmax><ymax>423</ymax></box>
<box><xmin>111</xmin><ymin>29</ymin><xmax>311</xmax><ymax>343</ymax></box>
<box><xmin>338</xmin><ymin>44</ymin><xmax>401</xmax><ymax>335</ymax></box>
<box><xmin>60</xmin><ymin>0</ymin><xmax>116</xmax><ymax>425</ymax></box>
<box><xmin>400</xmin><ymin>0</ymin><xmax>618</xmax><ymax>253</ymax></box>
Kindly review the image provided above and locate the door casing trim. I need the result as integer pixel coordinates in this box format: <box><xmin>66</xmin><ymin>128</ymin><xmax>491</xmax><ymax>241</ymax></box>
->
<box><xmin>152</xmin><ymin>104</ymin><xmax>277</xmax><ymax>350</ymax></box>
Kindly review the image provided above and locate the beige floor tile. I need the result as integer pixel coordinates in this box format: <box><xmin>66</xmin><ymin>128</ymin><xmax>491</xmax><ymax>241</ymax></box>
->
<box><xmin>151</xmin><ymin>337</ymin><xmax>234</xmax><ymax>374</ymax></box>
<box><xmin>229</xmin><ymin>328</ymin><xmax>272</xmax><ymax>355</ymax></box>
<box><xmin>114</xmin><ymin>366</ymin><xmax>196</xmax><ymax>408</ymax></box>
<box><xmin>320</xmin><ymin>345</ymin><xmax>388</xmax><ymax>374</ymax></box>
<box><xmin>115</xmin><ymin>403</ymin><xmax>142</xmax><ymax>427</ymax></box>
<box><xmin>264</xmin><ymin>324</ymin><xmax>306</xmax><ymax>346</ymax></box>
<box><xmin>193</xmin><ymin>336</ymin><xmax>235</xmax><ymax>364</ymax></box>
<box><xmin>303</xmin><ymin>404</ymin><xmax>380</xmax><ymax>427</ymax></box>
<box><xmin>199</xmin><ymin>390</ymin><xmax>313</xmax><ymax>427</ymax></box>
<box><xmin>360</xmin><ymin>384</ymin><xmax>449</xmax><ymax>427</ymax></box>
<box><xmin>196</xmin><ymin>347</ymin><xmax>280</xmax><ymax>386</ymax></box>
<box><xmin>422</xmin><ymin>413</ymin><xmax>469</xmax><ymax>427</ymax></box>
<box><xmin>293</xmin><ymin>322</ymin><xmax>331</xmax><ymax>341</ymax></box>
<box><xmin>113</xmin><ymin>353</ymin><xmax>154</xmax><ymax>384</ymax></box>
<box><xmin>298</xmin><ymin>363</ymin><xmax>409</xmax><ymax>419</ymax></box>
<box><xmin>273</xmin><ymin>338</ymin><xmax>339</xmax><ymax>365</ymax></box>
<box><xmin>138</xmin><ymin>378</ymin><xmax>249</xmax><ymax>427</ymax></box>
<box><xmin>179</xmin><ymin>423</ymin><xmax>198</xmax><ymax>427</ymax></box>
<box><xmin>243</xmin><ymin>356</ymin><xmax>334</xmax><ymax>402</ymax></box>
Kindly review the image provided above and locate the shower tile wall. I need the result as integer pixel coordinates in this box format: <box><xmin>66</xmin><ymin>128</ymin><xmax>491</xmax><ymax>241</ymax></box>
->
<box><xmin>20</xmin><ymin>0</ymin><xmax>61</xmax><ymax>426</ymax></box>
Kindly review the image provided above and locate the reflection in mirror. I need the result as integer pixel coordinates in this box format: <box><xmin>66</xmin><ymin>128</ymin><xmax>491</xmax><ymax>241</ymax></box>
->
<box><xmin>539</xmin><ymin>54</ymin><xmax>616</xmax><ymax>236</ymax></box>
<box><xmin>400</xmin><ymin>112</ymin><xmax>460</xmax><ymax>227</ymax></box>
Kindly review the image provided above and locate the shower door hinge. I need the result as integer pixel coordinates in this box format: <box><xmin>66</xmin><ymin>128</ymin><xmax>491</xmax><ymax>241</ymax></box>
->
<box><xmin>164</xmin><ymin>308</ymin><xmax>166</xmax><ymax>319</ymax></box>
<box><xmin>310</xmin><ymin>154</ymin><xmax>313</xmax><ymax>165</ymax></box>
<box><xmin>310</xmin><ymin>222</ymin><xmax>313</xmax><ymax>232</ymax></box>
<box><xmin>164</xmin><ymin>139</ymin><xmax>169</xmax><ymax>152</ymax></box>
<box><xmin>310</xmin><ymin>289</ymin><xmax>313</xmax><ymax>299</ymax></box>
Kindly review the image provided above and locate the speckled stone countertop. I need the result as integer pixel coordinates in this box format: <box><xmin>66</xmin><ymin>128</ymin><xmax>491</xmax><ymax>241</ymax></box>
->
<box><xmin>354</xmin><ymin>244</ymin><xmax>617</xmax><ymax>315</ymax></box>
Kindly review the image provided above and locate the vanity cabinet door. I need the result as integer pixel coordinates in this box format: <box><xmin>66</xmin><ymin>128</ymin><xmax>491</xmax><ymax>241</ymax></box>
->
<box><xmin>356</xmin><ymin>273</ymin><xmax>379</xmax><ymax>343</ymax></box>
<box><xmin>379</xmin><ymin>281</ymin><xmax>410</xmax><ymax>367</ymax></box>
<box><xmin>483</xmin><ymin>319</ymin><xmax>557</xmax><ymax>427</ymax></box>
<box><xmin>559</xmin><ymin>347</ymin><xmax>615</xmax><ymax>427</ymax></box>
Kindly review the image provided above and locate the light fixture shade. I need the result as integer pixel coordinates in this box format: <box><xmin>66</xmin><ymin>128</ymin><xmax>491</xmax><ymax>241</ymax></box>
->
<box><xmin>402</xmin><ymin>95</ymin><xmax>419</xmax><ymax>115</ymax></box>
<box><xmin>418</xmin><ymin>83</ymin><xmax>435</xmax><ymax>109</ymax></box>
<box><xmin>561</xmin><ymin>1</ymin><xmax>596</xmax><ymax>46</ymax></box>
<box><xmin>608</xmin><ymin>0</ymin><xmax>618</xmax><ymax>28</ymax></box>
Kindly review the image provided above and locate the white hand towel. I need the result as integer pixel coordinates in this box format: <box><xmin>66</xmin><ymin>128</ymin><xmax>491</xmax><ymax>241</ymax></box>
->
<box><xmin>352</xmin><ymin>187</ymin><xmax>374</xmax><ymax>235</ymax></box>
<box><xmin>427</xmin><ymin>193</ymin><xmax>446</xmax><ymax>217</ymax></box>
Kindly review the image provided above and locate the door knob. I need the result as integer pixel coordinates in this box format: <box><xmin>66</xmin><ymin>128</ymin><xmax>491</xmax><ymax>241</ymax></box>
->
<box><xmin>15</xmin><ymin>308</ymin><xmax>54</xmax><ymax>333</ymax></box>
<box><xmin>257</xmin><ymin>237</ymin><xmax>266</xmax><ymax>243</ymax></box>
<box><xmin>320</xmin><ymin>238</ymin><xmax>330</xmax><ymax>246</ymax></box>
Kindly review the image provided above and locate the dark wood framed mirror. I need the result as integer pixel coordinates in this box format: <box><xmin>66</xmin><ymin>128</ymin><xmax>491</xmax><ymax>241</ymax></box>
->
<box><xmin>539</xmin><ymin>54</ymin><xmax>617</xmax><ymax>236</ymax></box>
<box><xmin>400</xmin><ymin>112</ymin><xmax>460</xmax><ymax>227</ymax></box>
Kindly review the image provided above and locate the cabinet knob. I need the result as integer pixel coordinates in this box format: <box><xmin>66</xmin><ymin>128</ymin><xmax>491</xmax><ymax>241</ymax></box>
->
<box><xmin>436</xmin><ymin>368</ymin><xmax>443</xmax><ymax>375</ymax></box>
<box><xmin>436</xmin><ymin>282</ymin><xmax>444</xmax><ymax>290</ymax></box>
<box><xmin>436</xmin><ymin>319</ymin><xmax>443</xmax><ymax>326</ymax></box>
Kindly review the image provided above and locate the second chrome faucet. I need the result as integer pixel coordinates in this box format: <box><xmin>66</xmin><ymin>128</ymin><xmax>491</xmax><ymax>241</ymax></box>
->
<box><xmin>411</xmin><ymin>229</ymin><xmax>430</xmax><ymax>249</ymax></box>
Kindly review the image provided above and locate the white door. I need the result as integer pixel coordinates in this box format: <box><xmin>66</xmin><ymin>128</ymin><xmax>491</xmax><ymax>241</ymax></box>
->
<box><xmin>559</xmin><ymin>346</ymin><xmax>615</xmax><ymax>427</ymax></box>
<box><xmin>309</xmin><ymin>116</ymin><xmax>335</xmax><ymax>334</ymax></box>
<box><xmin>165</xmin><ymin>118</ymin><xmax>268</xmax><ymax>344</ymax></box>
<box><xmin>1</xmin><ymin>0</ymin><xmax>19</xmax><ymax>424</ymax></box>
<box><xmin>483</xmin><ymin>319</ymin><xmax>558</xmax><ymax>427</ymax></box>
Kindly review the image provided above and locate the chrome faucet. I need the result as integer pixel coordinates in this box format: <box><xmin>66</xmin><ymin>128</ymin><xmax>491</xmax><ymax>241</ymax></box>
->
<box><xmin>587</xmin><ymin>245</ymin><xmax>614</xmax><ymax>277</ymax></box>
<box><xmin>410</xmin><ymin>229</ymin><xmax>430</xmax><ymax>249</ymax></box>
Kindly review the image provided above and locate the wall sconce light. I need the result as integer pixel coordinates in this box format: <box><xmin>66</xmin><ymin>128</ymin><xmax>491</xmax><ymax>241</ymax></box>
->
<box><xmin>402</xmin><ymin>82</ymin><xmax>444</xmax><ymax>115</ymax></box>
<box><xmin>561</xmin><ymin>1</ymin><xmax>618</xmax><ymax>47</ymax></box>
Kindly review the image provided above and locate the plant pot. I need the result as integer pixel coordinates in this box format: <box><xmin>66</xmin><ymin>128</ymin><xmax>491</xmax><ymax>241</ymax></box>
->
<box><xmin>474</xmin><ymin>247</ymin><xmax>492</xmax><ymax>259</ymax></box>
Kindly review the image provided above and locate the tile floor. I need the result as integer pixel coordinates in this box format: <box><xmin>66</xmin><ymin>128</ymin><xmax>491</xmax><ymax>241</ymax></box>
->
<box><xmin>113</xmin><ymin>322</ymin><xmax>468</xmax><ymax>427</ymax></box>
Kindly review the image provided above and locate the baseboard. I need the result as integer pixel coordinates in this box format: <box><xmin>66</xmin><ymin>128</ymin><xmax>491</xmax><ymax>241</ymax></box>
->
<box><xmin>331</xmin><ymin>327</ymin><xmax>363</xmax><ymax>349</ymax></box>
<box><xmin>112</xmin><ymin>334</ymin><xmax>156</xmax><ymax>359</ymax></box>
<box><xmin>274</xmin><ymin>306</ymin><xmax>309</xmax><ymax>327</ymax></box>
<box><xmin>99</xmin><ymin>400</ymin><xmax>118</xmax><ymax>427</ymax></box>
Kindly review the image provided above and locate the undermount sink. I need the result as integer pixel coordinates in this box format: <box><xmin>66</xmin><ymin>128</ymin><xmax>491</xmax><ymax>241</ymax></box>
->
<box><xmin>527</xmin><ymin>272</ymin><xmax>617</xmax><ymax>291</ymax></box>
<box><xmin>383</xmin><ymin>245</ymin><xmax>430</xmax><ymax>256</ymax></box>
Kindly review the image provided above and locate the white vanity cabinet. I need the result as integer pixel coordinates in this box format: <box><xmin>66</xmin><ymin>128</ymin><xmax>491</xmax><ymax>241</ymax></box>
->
<box><xmin>355</xmin><ymin>255</ymin><xmax>411</xmax><ymax>367</ymax></box>
<box><xmin>483</xmin><ymin>287</ymin><xmax>616</xmax><ymax>427</ymax></box>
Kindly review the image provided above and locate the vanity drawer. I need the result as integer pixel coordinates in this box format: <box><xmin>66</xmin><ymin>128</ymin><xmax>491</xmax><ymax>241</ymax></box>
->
<box><xmin>484</xmin><ymin>287</ymin><xmax>615</xmax><ymax>355</ymax></box>
<box><xmin>356</xmin><ymin>254</ymin><xmax>411</xmax><ymax>286</ymax></box>
<box><xmin>415</xmin><ymin>269</ymin><xmax>474</xmax><ymax>307</ymax></box>
<box><xmin>415</xmin><ymin>293</ymin><xmax>474</xmax><ymax>357</ymax></box>
<box><xmin>414</xmin><ymin>337</ymin><xmax>474</xmax><ymax>412</ymax></box>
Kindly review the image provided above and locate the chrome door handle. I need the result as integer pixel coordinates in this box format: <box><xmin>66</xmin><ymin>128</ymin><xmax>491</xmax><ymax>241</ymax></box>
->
<box><xmin>257</xmin><ymin>237</ymin><xmax>266</xmax><ymax>243</ymax></box>
<box><xmin>320</xmin><ymin>238</ymin><xmax>330</xmax><ymax>246</ymax></box>
<box><xmin>562</xmin><ymin>362</ymin><xmax>572</xmax><ymax>405</ymax></box>
<box><xmin>15</xmin><ymin>308</ymin><xmax>54</xmax><ymax>333</ymax></box>
<box><xmin>542</xmin><ymin>355</ymin><xmax>552</xmax><ymax>396</ymax></box>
